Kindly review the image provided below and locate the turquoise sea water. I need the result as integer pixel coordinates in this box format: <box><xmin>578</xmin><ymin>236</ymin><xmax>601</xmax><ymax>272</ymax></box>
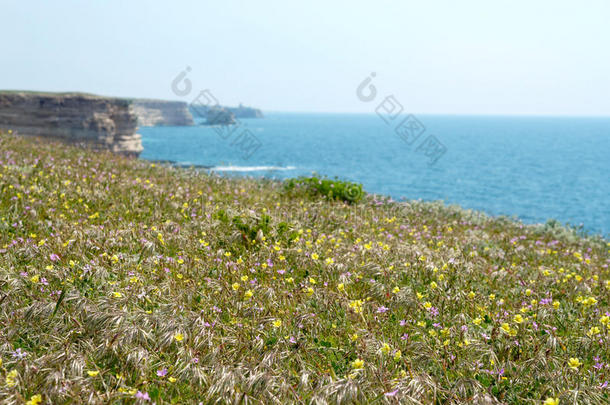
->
<box><xmin>140</xmin><ymin>113</ymin><xmax>610</xmax><ymax>236</ymax></box>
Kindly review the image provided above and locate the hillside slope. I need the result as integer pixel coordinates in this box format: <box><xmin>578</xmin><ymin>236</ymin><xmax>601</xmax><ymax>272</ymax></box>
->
<box><xmin>0</xmin><ymin>133</ymin><xmax>608</xmax><ymax>404</ymax></box>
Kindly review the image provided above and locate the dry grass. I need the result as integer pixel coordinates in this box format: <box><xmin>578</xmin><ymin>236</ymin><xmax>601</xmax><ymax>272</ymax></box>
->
<box><xmin>0</xmin><ymin>132</ymin><xmax>608</xmax><ymax>404</ymax></box>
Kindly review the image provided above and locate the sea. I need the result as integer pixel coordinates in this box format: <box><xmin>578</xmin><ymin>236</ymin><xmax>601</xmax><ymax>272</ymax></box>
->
<box><xmin>139</xmin><ymin>113</ymin><xmax>610</xmax><ymax>237</ymax></box>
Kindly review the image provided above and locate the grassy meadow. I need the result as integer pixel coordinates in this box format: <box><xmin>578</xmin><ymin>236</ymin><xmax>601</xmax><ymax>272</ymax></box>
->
<box><xmin>0</xmin><ymin>131</ymin><xmax>608</xmax><ymax>404</ymax></box>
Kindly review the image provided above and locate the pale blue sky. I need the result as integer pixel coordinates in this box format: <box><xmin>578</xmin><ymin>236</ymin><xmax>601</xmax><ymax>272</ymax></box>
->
<box><xmin>1</xmin><ymin>0</ymin><xmax>609</xmax><ymax>115</ymax></box>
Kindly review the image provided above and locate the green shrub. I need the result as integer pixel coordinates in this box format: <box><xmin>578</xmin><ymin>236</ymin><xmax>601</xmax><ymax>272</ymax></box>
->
<box><xmin>284</xmin><ymin>176</ymin><xmax>364</xmax><ymax>204</ymax></box>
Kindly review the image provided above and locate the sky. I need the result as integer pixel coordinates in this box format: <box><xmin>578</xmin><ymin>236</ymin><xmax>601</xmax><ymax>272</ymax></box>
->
<box><xmin>1</xmin><ymin>0</ymin><xmax>609</xmax><ymax>115</ymax></box>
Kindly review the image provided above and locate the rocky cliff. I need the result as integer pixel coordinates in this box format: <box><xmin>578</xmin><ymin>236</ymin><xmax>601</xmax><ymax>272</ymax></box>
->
<box><xmin>0</xmin><ymin>91</ymin><xmax>143</xmax><ymax>156</ymax></box>
<box><xmin>132</xmin><ymin>99</ymin><xmax>194</xmax><ymax>126</ymax></box>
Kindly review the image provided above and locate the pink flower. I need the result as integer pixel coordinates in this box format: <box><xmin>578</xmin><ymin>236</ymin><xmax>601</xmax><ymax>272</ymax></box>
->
<box><xmin>49</xmin><ymin>253</ymin><xmax>60</xmax><ymax>262</ymax></box>
<box><xmin>135</xmin><ymin>391</ymin><xmax>150</xmax><ymax>401</ymax></box>
<box><xmin>157</xmin><ymin>368</ymin><xmax>168</xmax><ymax>377</ymax></box>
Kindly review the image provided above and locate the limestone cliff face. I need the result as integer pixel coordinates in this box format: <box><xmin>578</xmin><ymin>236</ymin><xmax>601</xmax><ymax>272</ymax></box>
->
<box><xmin>132</xmin><ymin>100</ymin><xmax>194</xmax><ymax>126</ymax></box>
<box><xmin>0</xmin><ymin>92</ymin><xmax>143</xmax><ymax>156</ymax></box>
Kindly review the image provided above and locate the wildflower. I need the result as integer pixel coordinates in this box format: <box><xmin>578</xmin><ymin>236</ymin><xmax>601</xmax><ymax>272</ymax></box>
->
<box><xmin>381</xmin><ymin>343</ymin><xmax>391</xmax><ymax>354</ymax></box>
<box><xmin>12</xmin><ymin>348</ymin><xmax>27</xmax><ymax>359</ymax></box>
<box><xmin>87</xmin><ymin>370</ymin><xmax>99</xmax><ymax>377</ymax></box>
<box><xmin>501</xmin><ymin>323</ymin><xmax>511</xmax><ymax>333</ymax></box>
<box><xmin>377</xmin><ymin>306</ymin><xmax>389</xmax><ymax>313</ymax></box>
<box><xmin>553</xmin><ymin>301</ymin><xmax>560</xmax><ymax>309</ymax></box>
<box><xmin>473</xmin><ymin>317</ymin><xmax>482</xmax><ymax>326</ymax></box>
<box><xmin>5</xmin><ymin>369</ymin><xmax>18</xmax><ymax>387</ymax></box>
<box><xmin>429</xmin><ymin>281</ymin><xmax>437</xmax><ymax>289</ymax></box>
<box><xmin>468</xmin><ymin>291</ymin><xmax>475</xmax><ymax>299</ymax></box>
<box><xmin>244</xmin><ymin>289</ymin><xmax>253</xmax><ymax>299</ymax></box>
<box><xmin>349</xmin><ymin>299</ymin><xmax>364</xmax><ymax>314</ymax></box>
<box><xmin>168</xmin><ymin>377</ymin><xmax>177</xmax><ymax>383</ymax></box>
<box><xmin>350</xmin><ymin>333</ymin><xmax>358</xmax><ymax>342</ymax></box>
<box><xmin>543</xmin><ymin>398</ymin><xmax>559</xmax><ymax>405</ymax></box>
<box><xmin>232</xmin><ymin>282</ymin><xmax>240</xmax><ymax>291</ymax></box>
<box><xmin>305</xmin><ymin>287</ymin><xmax>314</xmax><ymax>296</ymax></box>
<box><xmin>513</xmin><ymin>314</ymin><xmax>524</xmax><ymax>324</ymax></box>
<box><xmin>30</xmin><ymin>274</ymin><xmax>39</xmax><ymax>283</ymax></box>
<box><xmin>112</xmin><ymin>292</ymin><xmax>122</xmax><ymax>298</ymax></box>
<box><xmin>135</xmin><ymin>391</ymin><xmax>151</xmax><ymax>401</ymax></box>
<box><xmin>272</xmin><ymin>320</ymin><xmax>282</xmax><ymax>328</ymax></box>
<box><xmin>311</xmin><ymin>253</ymin><xmax>319</xmax><ymax>260</ymax></box>
<box><xmin>568</xmin><ymin>358</ymin><xmax>581</xmax><ymax>370</ymax></box>
<box><xmin>351</xmin><ymin>358</ymin><xmax>364</xmax><ymax>369</ymax></box>
<box><xmin>157</xmin><ymin>368</ymin><xmax>168</xmax><ymax>377</ymax></box>
<box><xmin>241</xmin><ymin>275</ymin><xmax>248</xmax><ymax>282</ymax></box>
<box><xmin>393</xmin><ymin>350</ymin><xmax>402</xmax><ymax>361</ymax></box>
<box><xmin>337</xmin><ymin>283</ymin><xmax>345</xmax><ymax>292</ymax></box>
<box><xmin>587</xmin><ymin>326</ymin><xmax>601</xmax><ymax>337</ymax></box>
<box><xmin>174</xmin><ymin>333</ymin><xmax>184</xmax><ymax>342</ymax></box>
<box><xmin>392</xmin><ymin>286</ymin><xmax>400</xmax><ymax>294</ymax></box>
<box><xmin>26</xmin><ymin>395</ymin><xmax>42</xmax><ymax>405</ymax></box>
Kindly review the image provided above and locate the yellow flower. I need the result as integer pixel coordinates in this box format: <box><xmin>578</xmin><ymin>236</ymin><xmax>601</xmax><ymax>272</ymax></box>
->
<box><xmin>513</xmin><ymin>314</ymin><xmax>524</xmax><ymax>324</ymax></box>
<box><xmin>473</xmin><ymin>317</ymin><xmax>482</xmax><ymax>326</ymax></box>
<box><xmin>567</xmin><ymin>358</ymin><xmax>581</xmax><ymax>370</ymax></box>
<box><xmin>525</xmin><ymin>289</ymin><xmax>532</xmax><ymax>296</ymax></box>
<box><xmin>543</xmin><ymin>398</ymin><xmax>559</xmax><ymax>405</ymax></box>
<box><xmin>381</xmin><ymin>343</ymin><xmax>391</xmax><ymax>355</ymax></box>
<box><xmin>87</xmin><ymin>370</ymin><xmax>99</xmax><ymax>377</ymax></box>
<box><xmin>311</xmin><ymin>253</ymin><xmax>319</xmax><ymax>260</ymax></box>
<box><xmin>392</xmin><ymin>286</ymin><xmax>400</xmax><ymax>294</ymax></box>
<box><xmin>351</xmin><ymin>358</ymin><xmax>364</xmax><ymax>369</ymax></box>
<box><xmin>350</xmin><ymin>333</ymin><xmax>358</xmax><ymax>342</ymax></box>
<box><xmin>468</xmin><ymin>291</ymin><xmax>476</xmax><ymax>299</ymax></box>
<box><xmin>305</xmin><ymin>287</ymin><xmax>314</xmax><ymax>296</ymax></box>
<box><xmin>423</xmin><ymin>302</ymin><xmax>432</xmax><ymax>309</ymax></box>
<box><xmin>587</xmin><ymin>326</ymin><xmax>601</xmax><ymax>337</ymax></box>
<box><xmin>244</xmin><ymin>289</ymin><xmax>253</xmax><ymax>299</ymax></box>
<box><xmin>501</xmin><ymin>323</ymin><xmax>511</xmax><ymax>333</ymax></box>
<box><xmin>349</xmin><ymin>299</ymin><xmax>364</xmax><ymax>314</ymax></box>
<box><xmin>232</xmin><ymin>282</ymin><xmax>240</xmax><ymax>291</ymax></box>
<box><xmin>112</xmin><ymin>292</ymin><xmax>122</xmax><ymax>298</ymax></box>
<box><xmin>272</xmin><ymin>320</ymin><xmax>282</xmax><ymax>328</ymax></box>
<box><xmin>240</xmin><ymin>275</ymin><xmax>248</xmax><ymax>282</ymax></box>
<box><xmin>601</xmin><ymin>316</ymin><xmax>609</xmax><ymax>326</ymax></box>
<box><xmin>429</xmin><ymin>281</ymin><xmax>437</xmax><ymax>289</ymax></box>
<box><xmin>5</xmin><ymin>369</ymin><xmax>18</xmax><ymax>387</ymax></box>
<box><xmin>168</xmin><ymin>376</ymin><xmax>177</xmax><ymax>383</ymax></box>
<box><xmin>26</xmin><ymin>394</ymin><xmax>42</xmax><ymax>405</ymax></box>
<box><xmin>337</xmin><ymin>283</ymin><xmax>345</xmax><ymax>292</ymax></box>
<box><xmin>393</xmin><ymin>350</ymin><xmax>402</xmax><ymax>361</ymax></box>
<box><xmin>174</xmin><ymin>333</ymin><xmax>184</xmax><ymax>342</ymax></box>
<box><xmin>552</xmin><ymin>301</ymin><xmax>560</xmax><ymax>309</ymax></box>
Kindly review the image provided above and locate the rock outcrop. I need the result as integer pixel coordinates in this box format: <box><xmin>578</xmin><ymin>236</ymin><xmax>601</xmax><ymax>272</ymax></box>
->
<box><xmin>0</xmin><ymin>91</ymin><xmax>143</xmax><ymax>156</ymax></box>
<box><xmin>190</xmin><ymin>103</ymin><xmax>263</xmax><ymax>121</ymax></box>
<box><xmin>226</xmin><ymin>104</ymin><xmax>263</xmax><ymax>119</ymax></box>
<box><xmin>132</xmin><ymin>99</ymin><xmax>194</xmax><ymax>126</ymax></box>
<box><xmin>205</xmin><ymin>107</ymin><xmax>236</xmax><ymax>125</ymax></box>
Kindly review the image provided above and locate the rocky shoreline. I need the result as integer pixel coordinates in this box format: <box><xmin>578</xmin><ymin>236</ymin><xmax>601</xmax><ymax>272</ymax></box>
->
<box><xmin>0</xmin><ymin>91</ymin><xmax>264</xmax><ymax>157</ymax></box>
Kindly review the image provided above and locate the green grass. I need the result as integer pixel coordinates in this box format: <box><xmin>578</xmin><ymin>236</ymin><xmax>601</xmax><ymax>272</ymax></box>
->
<box><xmin>0</xmin><ymin>132</ymin><xmax>608</xmax><ymax>404</ymax></box>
